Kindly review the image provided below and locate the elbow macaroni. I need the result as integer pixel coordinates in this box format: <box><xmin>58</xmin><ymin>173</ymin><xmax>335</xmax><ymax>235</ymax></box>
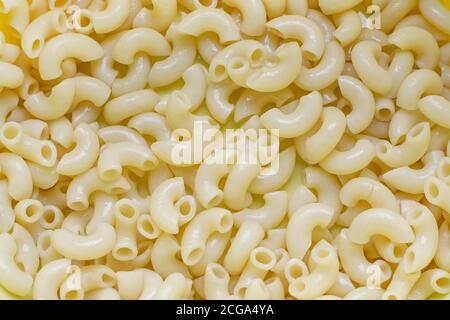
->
<box><xmin>0</xmin><ymin>0</ymin><xmax>448</xmax><ymax>301</ymax></box>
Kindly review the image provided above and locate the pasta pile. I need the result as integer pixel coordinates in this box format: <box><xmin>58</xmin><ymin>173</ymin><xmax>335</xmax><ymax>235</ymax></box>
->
<box><xmin>0</xmin><ymin>0</ymin><xmax>450</xmax><ymax>300</ymax></box>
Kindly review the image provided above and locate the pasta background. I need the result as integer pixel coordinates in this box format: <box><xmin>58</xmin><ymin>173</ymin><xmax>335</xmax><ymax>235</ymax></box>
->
<box><xmin>0</xmin><ymin>0</ymin><xmax>449</xmax><ymax>300</ymax></box>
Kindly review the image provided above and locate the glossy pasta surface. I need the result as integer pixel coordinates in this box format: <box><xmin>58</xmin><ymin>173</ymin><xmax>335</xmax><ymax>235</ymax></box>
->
<box><xmin>0</xmin><ymin>0</ymin><xmax>449</xmax><ymax>301</ymax></box>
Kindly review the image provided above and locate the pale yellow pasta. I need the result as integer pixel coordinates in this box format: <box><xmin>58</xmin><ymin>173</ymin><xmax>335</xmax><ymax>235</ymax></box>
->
<box><xmin>434</xmin><ymin>222</ymin><xmax>450</xmax><ymax>272</ymax></box>
<box><xmin>289</xmin><ymin>240</ymin><xmax>339</xmax><ymax>299</ymax></box>
<box><xmin>344</xmin><ymin>287</ymin><xmax>385</xmax><ymax>300</ymax></box>
<box><xmin>388</xmin><ymin>26</ymin><xmax>440</xmax><ymax>70</ymax></box>
<box><xmin>294</xmin><ymin>41</ymin><xmax>345</xmax><ymax>91</ymax></box>
<box><xmin>66</xmin><ymin>168</ymin><xmax>130</xmax><ymax>211</ymax></box>
<box><xmin>224</xmin><ymin>221</ymin><xmax>265</xmax><ymax>275</ymax></box>
<box><xmin>340</xmin><ymin>177</ymin><xmax>399</xmax><ymax>212</ymax></box>
<box><xmin>97</xmin><ymin>142</ymin><xmax>158</xmax><ymax>181</ymax></box>
<box><xmin>0</xmin><ymin>180</ymin><xmax>14</xmax><ymax>233</ymax></box>
<box><xmin>249</xmin><ymin>146</ymin><xmax>296</xmax><ymax>194</ymax></box>
<box><xmin>0</xmin><ymin>233</ymin><xmax>34</xmax><ymax>297</ymax></box>
<box><xmin>21</xmin><ymin>9</ymin><xmax>67</xmax><ymax>59</ymax></box>
<box><xmin>92</xmin><ymin>0</ymin><xmax>130</xmax><ymax>34</ymax></box>
<box><xmin>338</xmin><ymin>75</ymin><xmax>376</xmax><ymax>134</ymax></box>
<box><xmin>332</xmin><ymin>10</ymin><xmax>361</xmax><ymax>47</ymax></box>
<box><xmin>181</xmin><ymin>207</ymin><xmax>233</xmax><ymax>265</ymax></box>
<box><xmin>400</xmin><ymin>200</ymin><xmax>439</xmax><ymax>273</ymax></box>
<box><xmin>383</xmin><ymin>261</ymin><xmax>421</xmax><ymax>300</ymax></box>
<box><xmin>304</xmin><ymin>166</ymin><xmax>342</xmax><ymax>219</ymax></box>
<box><xmin>418</xmin><ymin>95</ymin><xmax>450</xmax><ymax>129</ymax></box>
<box><xmin>295</xmin><ymin>107</ymin><xmax>347</xmax><ymax>164</ymax></box>
<box><xmin>133</xmin><ymin>0</ymin><xmax>177</xmax><ymax>32</ymax></box>
<box><xmin>177</xmin><ymin>8</ymin><xmax>240</xmax><ymax>43</ymax></box>
<box><xmin>233</xmin><ymin>191</ymin><xmax>287</xmax><ymax>230</ymax></box>
<box><xmin>56</xmin><ymin>123</ymin><xmax>99</xmax><ymax>176</ymax></box>
<box><xmin>382</xmin><ymin>150</ymin><xmax>444</xmax><ymax>194</ymax></box>
<box><xmin>24</xmin><ymin>78</ymin><xmax>75</xmax><ymax>121</ymax></box>
<box><xmin>245</xmin><ymin>42</ymin><xmax>302</xmax><ymax>92</ymax></box>
<box><xmin>419</xmin><ymin>0</ymin><xmax>450</xmax><ymax>35</ymax></box>
<box><xmin>103</xmin><ymin>89</ymin><xmax>159</xmax><ymax>124</ymax></box>
<box><xmin>318</xmin><ymin>0</ymin><xmax>362</xmax><ymax>15</ymax></box>
<box><xmin>286</xmin><ymin>203</ymin><xmax>334</xmax><ymax>259</ymax></box>
<box><xmin>408</xmin><ymin>268</ymin><xmax>450</xmax><ymax>300</ymax></box>
<box><xmin>148</xmin><ymin>24</ymin><xmax>196</xmax><ymax>88</ymax></box>
<box><xmin>150</xmin><ymin>233</ymin><xmax>190</xmax><ymax>278</ymax></box>
<box><xmin>266</xmin><ymin>15</ymin><xmax>324</xmax><ymax>61</ymax></box>
<box><xmin>234</xmin><ymin>87</ymin><xmax>293</xmax><ymax>123</ymax></box>
<box><xmin>97</xmin><ymin>125</ymin><xmax>147</xmax><ymax>146</ymax></box>
<box><xmin>377</xmin><ymin>122</ymin><xmax>431</xmax><ymax>168</ymax></box>
<box><xmin>33</xmin><ymin>258</ymin><xmax>71</xmax><ymax>300</ymax></box>
<box><xmin>319</xmin><ymin>138</ymin><xmax>375</xmax><ymax>175</ymax></box>
<box><xmin>348</xmin><ymin>208</ymin><xmax>414</xmax><ymax>245</ymax></box>
<box><xmin>111</xmin><ymin>199</ymin><xmax>139</xmax><ymax>261</ymax></box>
<box><xmin>338</xmin><ymin>229</ymin><xmax>392</xmax><ymax>286</ymax></box>
<box><xmin>0</xmin><ymin>0</ymin><xmax>449</xmax><ymax>302</ymax></box>
<box><xmin>111</xmin><ymin>27</ymin><xmax>170</xmax><ymax>65</ymax></box>
<box><xmin>260</xmin><ymin>91</ymin><xmax>322</xmax><ymax>138</ymax></box>
<box><xmin>39</xmin><ymin>33</ymin><xmax>103</xmax><ymax>80</ymax></box>
<box><xmin>396</xmin><ymin>70</ymin><xmax>443</xmax><ymax>110</ymax></box>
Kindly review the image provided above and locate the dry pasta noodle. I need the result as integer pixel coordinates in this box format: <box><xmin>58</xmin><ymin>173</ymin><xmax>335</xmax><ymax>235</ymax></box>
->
<box><xmin>0</xmin><ymin>0</ymin><xmax>449</xmax><ymax>301</ymax></box>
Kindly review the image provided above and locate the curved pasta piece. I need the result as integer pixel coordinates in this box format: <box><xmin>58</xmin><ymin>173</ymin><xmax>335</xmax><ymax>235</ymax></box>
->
<box><xmin>295</xmin><ymin>107</ymin><xmax>347</xmax><ymax>164</ymax></box>
<box><xmin>112</xmin><ymin>27</ymin><xmax>171</xmax><ymax>65</ymax></box>
<box><xmin>181</xmin><ymin>208</ymin><xmax>233</xmax><ymax>265</ymax></box>
<box><xmin>260</xmin><ymin>91</ymin><xmax>322</xmax><ymax>138</ymax></box>
<box><xmin>396</xmin><ymin>70</ymin><xmax>443</xmax><ymax>110</ymax></box>
<box><xmin>233</xmin><ymin>191</ymin><xmax>287</xmax><ymax>230</ymax></box>
<box><xmin>97</xmin><ymin>142</ymin><xmax>158</xmax><ymax>181</ymax></box>
<box><xmin>318</xmin><ymin>0</ymin><xmax>363</xmax><ymax>15</ymax></box>
<box><xmin>0</xmin><ymin>152</ymin><xmax>33</xmax><ymax>201</ymax></box>
<box><xmin>401</xmin><ymin>200</ymin><xmax>439</xmax><ymax>273</ymax></box>
<box><xmin>127</xmin><ymin>112</ymin><xmax>171</xmax><ymax>141</ymax></box>
<box><xmin>33</xmin><ymin>258</ymin><xmax>71</xmax><ymax>300</ymax></box>
<box><xmin>286</xmin><ymin>203</ymin><xmax>334</xmax><ymax>259</ymax></box>
<box><xmin>382</xmin><ymin>150</ymin><xmax>444</xmax><ymax>194</ymax></box>
<box><xmin>133</xmin><ymin>0</ymin><xmax>177</xmax><ymax>32</ymax></box>
<box><xmin>92</xmin><ymin>0</ymin><xmax>131</xmax><ymax>34</ymax></box>
<box><xmin>289</xmin><ymin>240</ymin><xmax>339</xmax><ymax>299</ymax></box>
<box><xmin>66</xmin><ymin>168</ymin><xmax>131</xmax><ymax>211</ymax></box>
<box><xmin>56</xmin><ymin>123</ymin><xmax>99</xmax><ymax>176</ymax></box>
<box><xmin>39</xmin><ymin>33</ymin><xmax>103</xmax><ymax>80</ymax></box>
<box><xmin>419</xmin><ymin>0</ymin><xmax>450</xmax><ymax>35</ymax></box>
<box><xmin>388</xmin><ymin>26</ymin><xmax>440</xmax><ymax>70</ymax></box>
<box><xmin>21</xmin><ymin>9</ymin><xmax>67</xmax><ymax>59</ymax></box>
<box><xmin>295</xmin><ymin>41</ymin><xmax>345</xmax><ymax>91</ymax></box>
<box><xmin>351</xmin><ymin>40</ymin><xmax>392</xmax><ymax>95</ymax></box>
<box><xmin>376</xmin><ymin>122</ymin><xmax>431</xmax><ymax>168</ymax></box>
<box><xmin>319</xmin><ymin>139</ymin><xmax>375</xmax><ymax>175</ymax></box>
<box><xmin>24</xmin><ymin>78</ymin><xmax>75</xmax><ymax>121</ymax></box>
<box><xmin>249</xmin><ymin>146</ymin><xmax>296</xmax><ymax>194</ymax></box>
<box><xmin>177</xmin><ymin>8</ymin><xmax>240</xmax><ymax>43</ymax></box>
<box><xmin>418</xmin><ymin>95</ymin><xmax>450</xmax><ymax>129</ymax></box>
<box><xmin>148</xmin><ymin>24</ymin><xmax>196</xmax><ymax>88</ymax></box>
<box><xmin>0</xmin><ymin>233</ymin><xmax>33</xmax><ymax>297</ymax></box>
<box><xmin>245</xmin><ymin>42</ymin><xmax>302</xmax><ymax>92</ymax></box>
<box><xmin>223</xmin><ymin>0</ymin><xmax>266</xmax><ymax>36</ymax></box>
<box><xmin>234</xmin><ymin>87</ymin><xmax>293</xmax><ymax>123</ymax></box>
<box><xmin>338</xmin><ymin>75</ymin><xmax>375</xmax><ymax>134</ymax></box>
<box><xmin>223</xmin><ymin>162</ymin><xmax>261</xmax><ymax>210</ymax></box>
<box><xmin>150</xmin><ymin>177</ymin><xmax>195</xmax><ymax>234</ymax></box>
<box><xmin>338</xmin><ymin>229</ymin><xmax>392</xmax><ymax>286</ymax></box>
<box><xmin>348</xmin><ymin>208</ymin><xmax>414</xmax><ymax>245</ymax></box>
<box><xmin>51</xmin><ymin>223</ymin><xmax>116</xmax><ymax>260</ymax></box>
<box><xmin>266</xmin><ymin>15</ymin><xmax>325</xmax><ymax>61</ymax></box>
<box><xmin>340</xmin><ymin>177</ymin><xmax>399</xmax><ymax>212</ymax></box>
